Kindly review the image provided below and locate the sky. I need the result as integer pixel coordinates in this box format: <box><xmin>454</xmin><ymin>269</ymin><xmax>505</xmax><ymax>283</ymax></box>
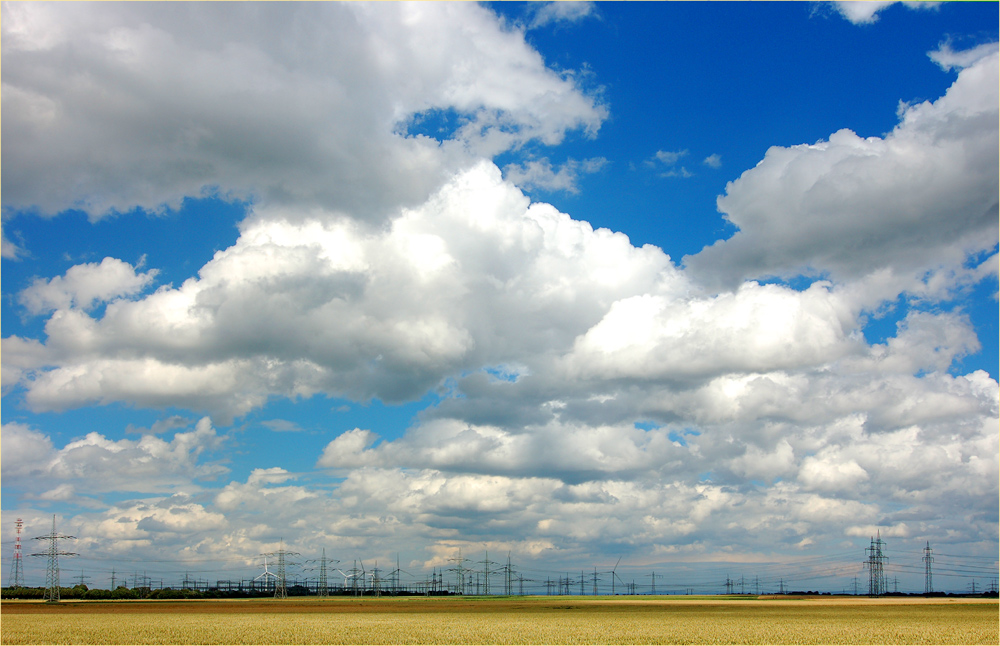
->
<box><xmin>2</xmin><ymin>1</ymin><xmax>998</xmax><ymax>595</ymax></box>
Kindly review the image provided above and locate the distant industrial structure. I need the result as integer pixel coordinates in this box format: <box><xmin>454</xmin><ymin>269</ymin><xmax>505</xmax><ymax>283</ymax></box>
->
<box><xmin>4</xmin><ymin>518</ymin><xmax>997</xmax><ymax>599</ymax></box>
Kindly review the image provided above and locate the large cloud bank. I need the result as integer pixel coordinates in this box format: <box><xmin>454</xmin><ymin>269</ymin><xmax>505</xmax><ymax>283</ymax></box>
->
<box><xmin>1</xmin><ymin>2</ymin><xmax>605</xmax><ymax>222</ymax></box>
<box><xmin>1</xmin><ymin>2</ymin><xmax>996</xmax><ymax>576</ymax></box>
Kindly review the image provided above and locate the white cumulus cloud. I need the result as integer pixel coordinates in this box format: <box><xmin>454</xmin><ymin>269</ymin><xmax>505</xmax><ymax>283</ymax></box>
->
<box><xmin>1</xmin><ymin>2</ymin><xmax>606</xmax><ymax>222</ymax></box>
<box><xmin>1</xmin><ymin>418</ymin><xmax>228</xmax><ymax>494</ymax></box>
<box><xmin>685</xmin><ymin>50</ymin><xmax>999</xmax><ymax>296</ymax></box>
<box><xmin>502</xmin><ymin>157</ymin><xmax>608</xmax><ymax>194</ymax></box>
<box><xmin>7</xmin><ymin>162</ymin><xmax>683</xmax><ymax>420</ymax></box>
<box><xmin>19</xmin><ymin>257</ymin><xmax>158</xmax><ymax>315</ymax></box>
<box><xmin>830</xmin><ymin>1</ymin><xmax>939</xmax><ymax>25</ymax></box>
<box><xmin>528</xmin><ymin>2</ymin><xmax>598</xmax><ymax>30</ymax></box>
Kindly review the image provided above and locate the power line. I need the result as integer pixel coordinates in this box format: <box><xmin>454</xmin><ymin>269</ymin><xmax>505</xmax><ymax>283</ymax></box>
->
<box><xmin>932</xmin><ymin>553</ymin><xmax>1000</xmax><ymax>561</ymax></box>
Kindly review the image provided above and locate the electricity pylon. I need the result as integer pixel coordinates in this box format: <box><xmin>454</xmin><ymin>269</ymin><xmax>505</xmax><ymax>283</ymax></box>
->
<box><xmin>275</xmin><ymin>546</ymin><xmax>288</xmax><ymax>598</ymax></box>
<box><xmin>368</xmin><ymin>561</ymin><xmax>383</xmax><ymax>597</ymax></box>
<box><xmin>29</xmin><ymin>515</ymin><xmax>77</xmax><ymax>602</ymax></box>
<box><xmin>73</xmin><ymin>570</ymin><xmax>92</xmax><ymax>587</ymax></box>
<box><xmin>448</xmin><ymin>549</ymin><xmax>470</xmax><ymax>595</ymax></box>
<box><xmin>864</xmin><ymin>532</ymin><xmax>887</xmax><ymax>597</ymax></box>
<box><xmin>480</xmin><ymin>550</ymin><xmax>494</xmax><ymax>595</ymax></box>
<box><xmin>268</xmin><ymin>539</ymin><xmax>299</xmax><ymax>599</ymax></box>
<box><xmin>7</xmin><ymin>518</ymin><xmax>25</xmax><ymax>588</ymax></box>
<box><xmin>922</xmin><ymin>542</ymin><xmax>934</xmax><ymax>594</ymax></box>
<box><xmin>499</xmin><ymin>553</ymin><xmax>516</xmax><ymax>595</ymax></box>
<box><xmin>318</xmin><ymin>548</ymin><xmax>330</xmax><ymax>598</ymax></box>
<box><xmin>305</xmin><ymin>548</ymin><xmax>337</xmax><ymax>597</ymax></box>
<box><xmin>387</xmin><ymin>554</ymin><xmax>404</xmax><ymax>595</ymax></box>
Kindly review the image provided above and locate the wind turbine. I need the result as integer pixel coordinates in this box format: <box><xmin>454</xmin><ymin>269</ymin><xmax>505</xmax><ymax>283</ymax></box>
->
<box><xmin>336</xmin><ymin>567</ymin><xmax>359</xmax><ymax>593</ymax></box>
<box><xmin>610</xmin><ymin>557</ymin><xmax>623</xmax><ymax>596</ymax></box>
<box><xmin>343</xmin><ymin>559</ymin><xmax>363</xmax><ymax>596</ymax></box>
<box><xmin>254</xmin><ymin>555</ymin><xmax>277</xmax><ymax>592</ymax></box>
<box><xmin>357</xmin><ymin>559</ymin><xmax>367</xmax><ymax>597</ymax></box>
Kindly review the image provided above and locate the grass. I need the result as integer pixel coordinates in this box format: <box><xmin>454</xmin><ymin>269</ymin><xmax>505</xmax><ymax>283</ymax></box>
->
<box><xmin>2</xmin><ymin>596</ymin><xmax>996</xmax><ymax>644</ymax></box>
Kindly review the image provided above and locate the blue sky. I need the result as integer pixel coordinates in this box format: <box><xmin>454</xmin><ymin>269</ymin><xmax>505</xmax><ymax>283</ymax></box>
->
<box><xmin>3</xmin><ymin>1</ymin><xmax>998</xmax><ymax>594</ymax></box>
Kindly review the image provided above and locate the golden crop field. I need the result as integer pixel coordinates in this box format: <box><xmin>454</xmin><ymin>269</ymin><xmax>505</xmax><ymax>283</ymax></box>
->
<box><xmin>1</xmin><ymin>596</ymin><xmax>997</xmax><ymax>645</ymax></box>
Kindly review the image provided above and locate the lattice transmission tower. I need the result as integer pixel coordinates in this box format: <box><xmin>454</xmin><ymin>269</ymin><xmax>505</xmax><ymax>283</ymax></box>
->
<box><xmin>29</xmin><ymin>515</ymin><xmax>77</xmax><ymax>602</ymax></box>
<box><xmin>480</xmin><ymin>550</ymin><xmax>492</xmax><ymax>595</ymax></box>
<box><xmin>265</xmin><ymin>539</ymin><xmax>299</xmax><ymax>599</ymax></box>
<box><xmin>922</xmin><ymin>541</ymin><xmax>934</xmax><ymax>594</ymax></box>
<box><xmin>864</xmin><ymin>531</ymin><xmax>887</xmax><ymax>597</ymax></box>
<box><xmin>503</xmin><ymin>553</ymin><xmax>516</xmax><ymax>596</ymax></box>
<box><xmin>7</xmin><ymin>518</ymin><xmax>25</xmax><ymax>588</ymax></box>
<box><xmin>318</xmin><ymin>548</ymin><xmax>329</xmax><ymax>598</ymax></box>
<box><xmin>276</xmin><ymin>547</ymin><xmax>288</xmax><ymax>598</ymax></box>
<box><xmin>448</xmin><ymin>549</ymin><xmax>469</xmax><ymax>595</ymax></box>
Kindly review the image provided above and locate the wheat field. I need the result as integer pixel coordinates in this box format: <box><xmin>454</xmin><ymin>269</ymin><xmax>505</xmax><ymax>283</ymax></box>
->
<box><xmin>2</xmin><ymin>596</ymin><xmax>996</xmax><ymax>644</ymax></box>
